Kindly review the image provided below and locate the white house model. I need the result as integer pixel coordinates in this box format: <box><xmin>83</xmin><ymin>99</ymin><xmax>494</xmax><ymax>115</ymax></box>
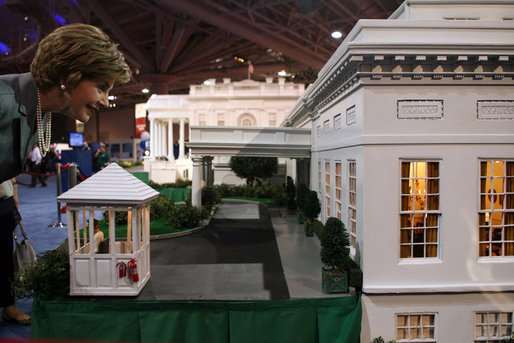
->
<box><xmin>58</xmin><ymin>163</ymin><xmax>159</xmax><ymax>296</ymax></box>
<box><xmin>144</xmin><ymin>78</ymin><xmax>305</xmax><ymax>185</ymax></box>
<box><xmin>284</xmin><ymin>0</ymin><xmax>514</xmax><ymax>341</ymax></box>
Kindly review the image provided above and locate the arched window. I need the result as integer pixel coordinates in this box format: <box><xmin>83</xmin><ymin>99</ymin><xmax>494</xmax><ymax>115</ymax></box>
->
<box><xmin>237</xmin><ymin>113</ymin><xmax>256</xmax><ymax>126</ymax></box>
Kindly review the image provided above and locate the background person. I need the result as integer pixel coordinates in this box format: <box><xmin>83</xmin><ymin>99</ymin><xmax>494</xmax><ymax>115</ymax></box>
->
<box><xmin>0</xmin><ymin>23</ymin><xmax>131</xmax><ymax>325</ymax></box>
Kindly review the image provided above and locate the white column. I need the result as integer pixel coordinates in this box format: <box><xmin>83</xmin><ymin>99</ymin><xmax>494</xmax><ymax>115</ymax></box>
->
<box><xmin>167</xmin><ymin>120</ymin><xmax>174</xmax><ymax>161</ymax></box>
<box><xmin>150</xmin><ymin>118</ymin><xmax>156</xmax><ymax>161</ymax></box>
<box><xmin>155</xmin><ymin>121</ymin><xmax>161</xmax><ymax>157</ymax></box>
<box><xmin>159</xmin><ymin>121</ymin><xmax>165</xmax><ymax>157</ymax></box>
<box><xmin>179</xmin><ymin>119</ymin><xmax>185</xmax><ymax>159</ymax></box>
<box><xmin>191</xmin><ymin>156</ymin><xmax>203</xmax><ymax>206</ymax></box>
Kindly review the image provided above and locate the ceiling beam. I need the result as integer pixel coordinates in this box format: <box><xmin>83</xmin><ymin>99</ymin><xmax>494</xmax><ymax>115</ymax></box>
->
<box><xmin>152</xmin><ymin>0</ymin><xmax>325</xmax><ymax>69</ymax></box>
<box><xmin>84</xmin><ymin>0</ymin><xmax>154</xmax><ymax>71</ymax></box>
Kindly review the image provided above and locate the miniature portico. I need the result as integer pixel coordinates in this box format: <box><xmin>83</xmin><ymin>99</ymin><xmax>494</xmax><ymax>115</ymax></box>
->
<box><xmin>187</xmin><ymin>125</ymin><xmax>311</xmax><ymax>206</ymax></box>
<box><xmin>58</xmin><ymin>163</ymin><xmax>159</xmax><ymax>296</ymax></box>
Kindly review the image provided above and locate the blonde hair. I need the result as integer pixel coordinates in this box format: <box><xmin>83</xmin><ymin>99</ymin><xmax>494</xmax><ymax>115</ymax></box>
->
<box><xmin>31</xmin><ymin>23</ymin><xmax>131</xmax><ymax>92</ymax></box>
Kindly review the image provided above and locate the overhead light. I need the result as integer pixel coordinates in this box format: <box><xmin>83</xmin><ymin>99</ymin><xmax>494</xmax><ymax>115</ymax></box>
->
<box><xmin>108</xmin><ymin>95</ymin><xmax>117</xmax><ymax>101</ymax></box>
<box><xmin>331</xmin><ymin>31</ymin><xmax>343</xmax><ymax>39</ymax></box>
<box><xmin>277</xmin><ymin>70</ymin><xmax>287</xmax><ymax>77</ymax></box>
<box><xmin>142</xmin><ymin>88</ymin><xmax>149</xmax><ymax>94</ymax></box>
<box><xmin>203</xmin><ymin>80</ymin><xmax>212</xmax><ymax>86</ymax></box>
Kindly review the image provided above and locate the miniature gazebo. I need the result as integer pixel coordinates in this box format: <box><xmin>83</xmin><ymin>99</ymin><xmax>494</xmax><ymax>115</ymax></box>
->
<box><xmin>58</xmin><ymin>163</ymin><xmax>159</xmax><ymax>296</ymax></box>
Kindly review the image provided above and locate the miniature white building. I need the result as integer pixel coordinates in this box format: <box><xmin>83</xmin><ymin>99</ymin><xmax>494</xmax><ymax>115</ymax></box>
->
<box><xmin>58</xmin><ymin>163</ymin><xmax>159</xmax><ymax>296</ymax></box>
<box><xmin>145</xmin><ymin>78</ymin><xmax>305</xmax><ymax>184</ymax></box>
<box><xmin>284</xmin><ymin>0</ymin><xmax>514</xmax><ymax>342</ymax></box>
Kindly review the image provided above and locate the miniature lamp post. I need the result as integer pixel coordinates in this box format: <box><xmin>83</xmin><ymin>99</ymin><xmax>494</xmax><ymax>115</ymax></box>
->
<box><xmin>57</xmin><ymin>163</ymin><xmax>159</xmax><ymax>296</ymax></box>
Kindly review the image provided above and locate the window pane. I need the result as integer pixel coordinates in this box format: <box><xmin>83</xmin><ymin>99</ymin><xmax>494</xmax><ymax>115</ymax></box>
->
<box><xmin>479</xmin><ymin>243</ymin><xmax>489</xmax><ymax>256</ymax></box>
<box><xmin>427</xmin><ymin>162</ymin><xmax>439</xmax><ymax>177</ymax></box>
<box><xmin>427</xmin><ymin>195</ymin><xmax>439</xmax><ymax>210</ymax></box>
<box><xmin>401</xmin><ymin>229</ymin><xmax>411</xmax><ymax>243</ymax></box>
<box><xmin>414</xmin><ymin>195</ymin><xmax>426</xmax><ymax>210</ymax></box>
<box><xmin>426</xmin><ymin>244</ymin><xmax>437</xmax><ymax>257</ymax></box>
<box><xmin>401</xmin><ymin>245</ymin><xmax>411</xmax><ymax>258</ymax></box>
<box><xmin>479</xmin><ymin>227</ymin><xmax>490</xmax><ymax>241</ymax></box>
<box><xmin>401</xmin><ymin>214</ymin><xmax>412</xmax><ymax>228</ymax></box>
<box><xmin>397</xmin><ymin>328</ymin><xmax>407</xmax><ymax>340</ymax></box>
<box><xmin>423</xmin><ymin>327</ymin><xmax>434</xmax><ymax>338</ymax></box>
<box><xmin>410</xmin><ymin>327</ymin><xmax>421</xmax><ymax>338</ymax></box>
<box><xmin>422</xmin><ymin>315</ymin><xmax>434</xmax><ymax>325</ymax></box>
<box><xmin>413</xmin><ymin>244</ymin><xmax>424</xmax><ymax>257</ymax></box>
<box><xmin>402</xmin><ymin>196</ymin><xmax>412</xmax><ymax>211</ymax></box>
<box><xmin>397</xmin><ymin>315</ymin><xmax>409</xmax><ymax>326</ymax></box>
<box><xmin>426</xmin><ymin>228</ymin><xmax>437</xmax><ymax>242</ymax></box>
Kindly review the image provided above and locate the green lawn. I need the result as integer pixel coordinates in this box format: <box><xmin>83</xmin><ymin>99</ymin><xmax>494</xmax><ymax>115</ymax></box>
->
<box><xmin>97</xmin><ymin>217</ymin><xmax>191</xmax><ymax>238</ymax></box>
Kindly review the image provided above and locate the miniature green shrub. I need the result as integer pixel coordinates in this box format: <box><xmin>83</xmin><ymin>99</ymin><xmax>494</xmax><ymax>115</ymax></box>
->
<box><xmin>15</xmin><ymin>249</ymin><xmax>70</xmax><ymax>301</ymax></box>
<box><xmin>303</xmin><ymin>190</ymin><xmax>321</xmax><ymax>222</ymax></box>
<box><xmin>320</xmin><ymin>217</ymin><xmax>350</xmax><ymax>271</ymax></box>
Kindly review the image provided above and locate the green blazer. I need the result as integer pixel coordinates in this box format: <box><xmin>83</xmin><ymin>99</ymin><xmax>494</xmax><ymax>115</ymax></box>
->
<box><xmin>0</xmin><ymin>73</ymin><xmax>38</xmax><ymax>183</ymax></box>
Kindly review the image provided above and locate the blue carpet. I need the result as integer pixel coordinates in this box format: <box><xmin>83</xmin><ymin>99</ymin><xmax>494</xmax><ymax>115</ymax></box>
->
<box><xmin>0</xmin><ymin>172</ymin><xmax>68</xmax><ymax>339</ymax></box>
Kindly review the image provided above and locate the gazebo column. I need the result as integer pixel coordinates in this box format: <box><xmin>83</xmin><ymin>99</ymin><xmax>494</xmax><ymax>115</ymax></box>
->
<box><xmin>167</xmin><ymin>120</ymin><xmax>174</xmax><ymax>161</ymax></box>
<box><xmin>179</xmin><ymin>119</ymin><xmax>185</xmax><ymax>159</ymax></box>
<box><xmin>191</xmin><ymin>156</ymin><xmax>203</xmax><ymax>206</ymax></box>
<box><xmin>155</xmin><ymin>121</ymin><xmax>161</xmax><ymax>157</ymax></box>
<box><xmin>150</xmin><ymin>118</ymin><xmax>156</xmax><ymax>161</ymax></box>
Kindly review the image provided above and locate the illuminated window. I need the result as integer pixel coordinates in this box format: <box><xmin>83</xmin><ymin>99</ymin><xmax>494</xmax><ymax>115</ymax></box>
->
<box><xmin>400</xmin><ymin>161</ymin><xmax>440</xmax><ymax>259</ymax></box>
<box><xmin>479</xmin><ymin>160</ymin><xmax>514</xmax><ymax>257</ymax></box>
<box><xmin>335</xmin><ymin>162</ymin><xmax>342</xmax><ymax>220</ymax></box>
<box><xmin>325</xmin><ymin>162</ymin><xmax>331</xmax><ymax>218</ymax></box>
<box><xmin>397</xmin><ymin>314</ymin><xmax>436</xmax><ymax>342</ymax></box>
<box><xmin>475</xmin><ymin>311</ymin><xmax>513</xmax><ymax>342</ymax></box>
<box><xmin>348</xmin><ymin>160</ymin><xmax>357</xmax><ymax>249</ymax></box>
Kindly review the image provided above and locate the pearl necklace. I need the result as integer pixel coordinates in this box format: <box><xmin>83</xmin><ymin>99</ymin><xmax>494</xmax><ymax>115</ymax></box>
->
<box><xmin>36</xmin><ymin>88</ymin><xmax>52</xmax><ymax>158</ymax></box>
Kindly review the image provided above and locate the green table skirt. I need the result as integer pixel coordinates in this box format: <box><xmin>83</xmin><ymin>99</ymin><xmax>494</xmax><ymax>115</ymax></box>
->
<box><xmin>32</xmin><ymin>295</ymin><xmax>361</xmax><ymax>343</ymax></box>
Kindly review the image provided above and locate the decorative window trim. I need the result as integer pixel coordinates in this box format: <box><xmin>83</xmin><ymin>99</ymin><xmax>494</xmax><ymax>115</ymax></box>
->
<box><xmin>396</xmin><ymin>313</ymin><xmax>437</xmax><ymax>342</ymax></box>
<box><xmin>323</xmin><ymin>120</ymin><xmax>330</xmax><ymax>133</ymax></box>
<box><xmin>346</xmin><ymin>105</ymin><xmax>356</xmax><ymax>125</ymax></box>
<box><xmin>325</xmin><ymin>161</ymin><xmax>331</xmax><ymax>218</ymax></box>
<box><xmin>477</xmin><ymin>100</ymin><xmax>514</xmax><ymax>120</ymax></box>
<box><xmin>478</xmin><ymin>159</ymin><xmax>514</xmax><ymax>258</ymax></box>
<box><xmin>335</xmin><ymin>161</ymin><xmax>342</xmax><ymax>221</ymax></box>
<box><xmin>334</xmin><ymin>114</ymin><xmax>342</xmax><ymax>130</ymax></box>
<box><xmin>348</xmin><ymin>160</ymin><xmax>357</xmax><ymax>251</ymax></box>
<box><xmin>474</xmin><ymin>311</ymin><xmax>513</xmax><ymax>342</ymax></box>
<box><xmin>400</xmin><ymin>160</ymin><xmax>441</xmax><ymax>259</ymax></box>
<box><xmin>397</xmin><ymin>100</ymin><xmax>444</xmax><ymax>119</ymax></box>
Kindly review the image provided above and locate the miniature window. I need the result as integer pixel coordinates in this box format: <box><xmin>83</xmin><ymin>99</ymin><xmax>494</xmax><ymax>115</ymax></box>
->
<box><xmin>325</xmin><ymin>162</ymin><xmax>331</xmax><ymax>218</ymax></box>
<box><xmin>217</xmin><ymin>113</ymin><xmax>225</xmax><ymax>126</ymax></box>
<box><xmin>317</xmin><ymin>125</ymin><xmax>321</xmax><ymax>137</ymax></box>
<box><xmin>237</xmin><ymin>113</ymin><xmax>256</xmax><ymax>126</ymax></box>
<box><xmin>334</xmin><ymin>114</ymin><xmax>342</xmax><ymax>130</ymax></box>
<box><xmin>269</xmin><ymin>113</ymin><xmax>276</xmax><ymax>126</ymax></box>
<box><xmin>346</xmin><ymin>106</ymin><xmax>356</xmax><ymax>125</ymax></box>
<box><xmin>400</xmin><ymin>161</ymin><xmax>440</xmax><ymax>259</ymax></box>
<box><xmin>348</xmin><ymin>160</ymin><xmax>357</xmax><ymax>249</ymax></box>
<box><xmin>397</xmin><ymin>313</ymin><xmax>436</xmax><ymax>342</ymax></box>
<box><xmin>323</xmin><ymin>120</ymin><xmax>330</xmax><ymax>133</ymax></box>
<box><xmin>335</xmin><ymin>162</ymin><xmax>342</xmax><ymax>220</ymax></box>
<box><xmin>475</xmin><ymin>311</ymin><xmax>513</xmax><ymax>342</ymax></box>
<box><xmin>318</xmin><ymin>160</ymin><xmax>322</xmax><ymax>195</ymax></box>
<box><xmin>70</xmin><ymin>208</ymin><xmax>110</xmax><ymax>254</ymax></box>
<box><xmin>199</xmin><ymin>114</ymin><xmax>206</xmax><ymax>125</ymax></box>
<box><xmin>478</xmin><ymin>160</ymin><xmax>514</xmax><ymax>257</ymax></box>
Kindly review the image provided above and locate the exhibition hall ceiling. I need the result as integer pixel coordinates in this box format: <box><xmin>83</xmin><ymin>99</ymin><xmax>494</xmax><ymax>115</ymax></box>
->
<box><xmin>0</xmin><ymin>0</ymin><xmax>402</xmax><ymax>108</ymax></box>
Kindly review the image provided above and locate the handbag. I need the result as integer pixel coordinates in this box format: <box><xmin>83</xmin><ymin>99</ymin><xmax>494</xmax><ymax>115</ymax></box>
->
<box><xmin>13</xmin><ymin>221</ymin><xmax>37</xmax><ymax>273</ymax></box>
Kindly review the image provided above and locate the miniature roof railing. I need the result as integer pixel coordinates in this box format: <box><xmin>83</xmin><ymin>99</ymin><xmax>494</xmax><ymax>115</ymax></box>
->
<box><xmin>57</xmin><ymin>163</ymin><xmax>159</xmax><ymax>205</ymax></box>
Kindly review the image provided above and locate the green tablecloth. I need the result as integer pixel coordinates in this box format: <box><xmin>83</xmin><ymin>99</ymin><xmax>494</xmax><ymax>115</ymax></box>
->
<box><xmin>32</xmin><ymin>296</ymin><xmax>361</xmax><ymax>342</ymax></box>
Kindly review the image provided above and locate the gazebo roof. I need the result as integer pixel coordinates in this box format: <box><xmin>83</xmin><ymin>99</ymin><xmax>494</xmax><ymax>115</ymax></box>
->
<box><xmin>58</xmin><ymin>163</ymin><xmax>159</xmax><ymax>205</ymax></box>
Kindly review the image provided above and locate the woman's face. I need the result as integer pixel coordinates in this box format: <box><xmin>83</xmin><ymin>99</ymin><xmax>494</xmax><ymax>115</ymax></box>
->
<box><xmin>60</xmin><ymin>79</ymin><xmax>114</xmax><ymax>122</ymax></box>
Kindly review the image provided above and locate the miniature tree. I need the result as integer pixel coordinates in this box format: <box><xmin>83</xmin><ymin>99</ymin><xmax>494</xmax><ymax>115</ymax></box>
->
<box><xmin>320</xmin><ymin>217</ymin><xmax>350</xmax><ymax>271</ymax></box>
<box><xmin>303</xmin><ymin>190</ymin><xmax>321</xmax><ymax>223</ymax></box>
